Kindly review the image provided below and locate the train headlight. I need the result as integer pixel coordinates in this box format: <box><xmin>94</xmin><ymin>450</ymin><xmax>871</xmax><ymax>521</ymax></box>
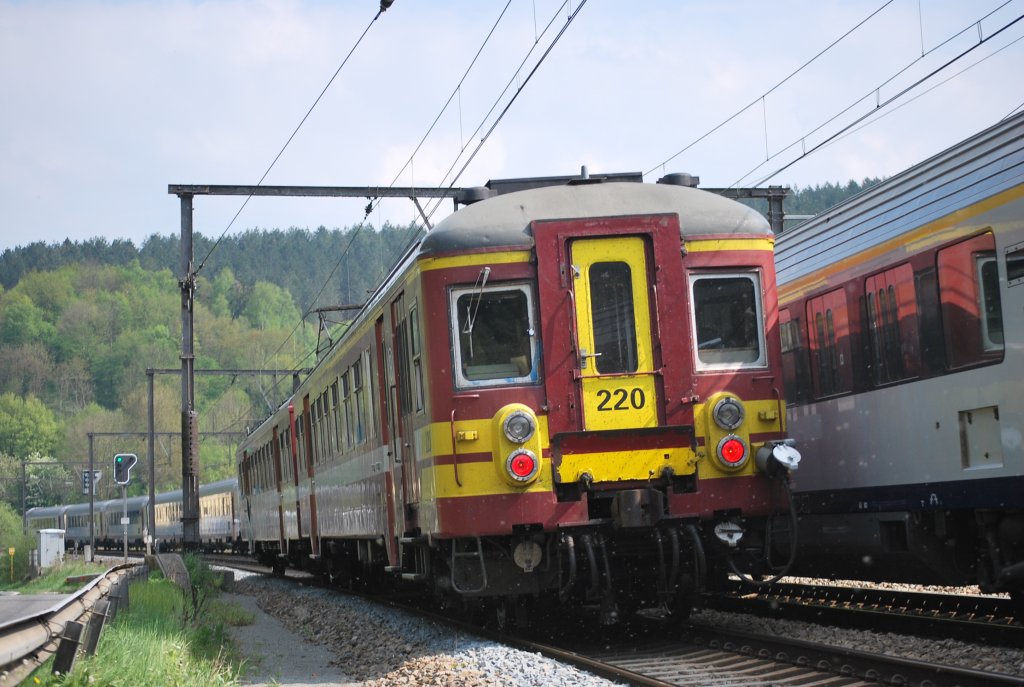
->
<box><xmin>506</xmin><ymin>449</ymin><xmax>539</xmax><ymax>482</ymax></box>
<box><xmin>716</xmin><ymin>434</ymin><xmax>748</xmax><ymax>469</ymax></box>
<box><xmin>712</xmin><ymin>397</ymin><xmax>745</xmax><ymax>430</ymax></box>
<box><xmin>503</xmin><ymin>410</ymin><xmax>536</xmax><ymax>444</ymax></box>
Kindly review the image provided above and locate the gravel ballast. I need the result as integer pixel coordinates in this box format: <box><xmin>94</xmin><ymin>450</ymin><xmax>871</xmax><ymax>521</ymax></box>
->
<box><xmin>227</xmin><ymin>570</ymin><xmax>1024</xmax><ymax>685</ymax></box>
<box><xmin>230</xmin><ymin>571</ymin><xmax>620</xmax><ymax>687</ymax></box>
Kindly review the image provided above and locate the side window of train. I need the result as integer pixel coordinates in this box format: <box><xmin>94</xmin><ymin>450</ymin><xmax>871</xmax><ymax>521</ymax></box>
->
<box><xmin>409</xmin><ymin>302</ymin><xmax>425</xmax><ymax>412</ymax></box>
<box><xmin>450</xmin><ymin>282</ymin><xmax>538</xmax><ymax>388</ymax></box>
<box><xmin>1007</xmin><ymin>242</ymin><xmax>1024</xmax><ymax>286</ymax></box>
<box><xmin>864</xmin><ymin>263</ymin><xmax>919</xmax><ymax>385</ymax></box>
<box><xmin>806</xmin><ymin>287</ymin><xmax>853</xmax><ymax>397</ymax></box>
<box><xmin>937</xmin><ymin>231</ymin><xmax>1004</xmax><ymax>368</ymax></box>
<box><xmin>353</xmin><ymin>359</ymin><xmax>366</xmax><ymax>443</ymax></box>
<box><xmin>331</xmin><ymin>380</ymin><xmax>343</xmax><ymax>454</ymax></box>
<box><xmin>779</xmin><ymin>308</ymin><xmax>809</xmax><ymax>404</ymax></box>
<box><xmin>362</xmin><ymin>349</ymin><xmax>378</xmax><ymax>439</ymax></box>
<box><xmin>689</xmin><ymin>272</ymin><xmax>766</xmax><ymax>369</ymax></box>
<box><xmin>342</xmin><ymin>371</ymin><xmax>353</xmax><ymax>449</ymax></box>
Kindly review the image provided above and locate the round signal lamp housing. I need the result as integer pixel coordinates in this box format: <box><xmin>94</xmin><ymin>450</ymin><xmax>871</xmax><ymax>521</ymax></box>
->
<box><xmin>716</xmin><ymin>435</ymin><xmax>748</xmax><ymax>469</ymax></box>
<box><xmin>712</xmin><ymin>397</ymin><xmax>745</xmax><ymax>430</ymax></box>
<box><xmin>503</xmin><ymin>410</ymin><xmax>536</xmax><ymax>444</ymax></box>
<box><xmin>506</xmin><ymin>449</ymin><xmax>539</xmax><ymax>483</ymax></box>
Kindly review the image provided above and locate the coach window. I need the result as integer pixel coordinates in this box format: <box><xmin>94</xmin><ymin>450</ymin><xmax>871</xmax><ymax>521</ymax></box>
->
<box><xmin>311</xmin><ymin>398</ymin><xmax>321</xmax><ymax>464</ymax></box>
<box><xmin>362</xmin><ymin>350</ymin><xmax>377</xmax><ymax>438</ymax></box>
<box><xmin>330</xmin><ymin>381</ymin><xmax>341</xmax><ymax>451</ymax></box>
<box><xmin>806</xmin><ymin>287</ymin><xmax>852</xmax><ymax>397</ymax></box>
<box><xmin>1007</xmin><ymin>243</ymin><xmax>1024</xmax><ymax>286</ymax></box>
<box><xmin>779</xmin><ymin>308</ymin><xmax>800</xmax><ymax>403</ymax></box>
<box><xmin>865</xmin><ymin>263</ymin><xmax>918</xmax><ymax>385</ymax></box>
<box><xmin>342</xmin><ymin>371</ymin><xmax>353</xmax><ymax>448</ymax></box>
<box><xmin>353</xmin><ymin>361</ymin><xmax>366</xmax><ymax>444</ymax></box>
<box><xmin>296</xmin><ymin>414</ymin><xmax>306</xmax><ymax>472</ymax></box>
<box><xmin>409</xmin><ymin>302</ymin><xmax>425</xmax><ymax>411</ymax></box>
<box><xmin>938</xmin><ymin>232</ymin><xmax>1004</xmax><ymax>368</ymax></box>
<box><xmin>323</xmin><ymin>390</ymin><xmax>334</xmax><ymax>458</ymax></box>
<box><xmin>690</xmin><ymin>273</ymin><xmax>766</xmax><ymax>369</ymax></box>
<box><xmin>451</xmin><ymin>283</ymin><xmax>537</xmax><ymax>388</ymax></box>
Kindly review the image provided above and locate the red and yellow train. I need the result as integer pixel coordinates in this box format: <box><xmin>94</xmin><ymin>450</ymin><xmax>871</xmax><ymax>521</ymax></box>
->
<box><xmin>237</xmin><ymin>172</ymin><xmax>802</xmax><ymax>624</ymax></box>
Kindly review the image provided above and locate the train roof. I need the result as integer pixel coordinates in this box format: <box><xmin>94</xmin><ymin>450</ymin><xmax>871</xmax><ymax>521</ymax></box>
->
<box><xmin>199</xmin><ymin>478</ymin><xmax>237</xmax><ymax>495</ymax></box>
<box><xmin>101</xmin><ymin>495</ymin><xmax>148</xmax><ymax>512</ymax></box>
<box><xmin>775</xmin><ymin>111</ymin><xmax>1024</xmax><ymax>284</ymax></box>
<box><xmin>25</xmin><ymin>505</ymin><xmax>68</xmax><ymax>518</ymax></box>
<box><xmin>421</xmin><ymin>181</ymin><xmax>771</xmax><ymax>256</ymax></box>
<box><xmin>64</xmin><ymin>501</ymin><xmax>105</xmax><ymax>515</ymax></box>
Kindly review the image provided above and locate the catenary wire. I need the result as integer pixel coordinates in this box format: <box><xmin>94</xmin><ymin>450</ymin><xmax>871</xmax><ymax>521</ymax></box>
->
<box><xmin>193</xmin><ymin>3</ymin><xmax>394</xmax><ymax>278</ymax></box>
<box><xmin>644</xmin><ymin>0</ymin><xmax>895</xmax><ymax>177</ymax></box>
<box><xmin>362</xmin><ymin>0</ymin><xmax>515</xmax><ymax>222</ymax></box>
<box><xmin>420</xmin><ymin>0</ymin><xmax>589</xmax><ymax>225</ymax></box>
<box><xmin>249</xmin><ymin>2</ymin><xmax>521</xmax><ymax>399</ymax></box>
<box><xmin>824</xmin><ymin>32</ymin><xmax>1024</xmax><ymax>148</ymax></box>
<box><xmin>262</xmin><ymin>0</ymin><xmax>586</xmax><ymax>396</ymax></box>
<box><xmin>732</xmin><ymin>11</ymin><xmax>1024</xmax><ymax>189</ymax></box>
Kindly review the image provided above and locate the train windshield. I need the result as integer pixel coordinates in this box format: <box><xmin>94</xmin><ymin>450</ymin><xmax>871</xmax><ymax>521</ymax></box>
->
<box><xmin>690</xmin><ymin>273</ymin><xmax>766</xmax><ymax>368</ymax></box>
<box><xmin>451</xmin><ymin>283</ymin><xmax>537</xmax><ymax>387</ymax></box>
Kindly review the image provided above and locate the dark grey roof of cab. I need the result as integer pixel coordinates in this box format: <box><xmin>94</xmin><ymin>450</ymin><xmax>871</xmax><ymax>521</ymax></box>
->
<box><xmin>420</xmin><ymin>182</ymin><xmax>770</xmax><ymax>256</ymax></box>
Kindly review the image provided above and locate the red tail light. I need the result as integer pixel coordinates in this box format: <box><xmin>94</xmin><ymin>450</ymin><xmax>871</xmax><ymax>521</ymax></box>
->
<box><xmin>506</xmin><ymin>449</ymin><xmax>539</xmax><ymax>482</ymax></box>
<box><xmin>716</xmin><ymin>435</ymin><xmax>748</xmax><ymax>469</ymax></box>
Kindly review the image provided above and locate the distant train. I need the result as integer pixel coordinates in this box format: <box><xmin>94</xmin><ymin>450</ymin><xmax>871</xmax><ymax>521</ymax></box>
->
<box><xmin>25</xmin><ymin>478</ymin><xmax>243</xmax><ymax>553</ymax></box>
<box><xmin>776</xmin><ymin>112</ymin><xmax>1024</xmax><ymax>614</ymax></box>
<box><xmin>235</xmin><ymin>171</ymin><xmax>804</xmax><ymax>625</ymax></box>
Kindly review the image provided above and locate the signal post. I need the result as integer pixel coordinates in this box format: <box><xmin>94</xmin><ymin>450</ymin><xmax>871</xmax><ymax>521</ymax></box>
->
<box><xmin>113</xmin><ymin>453</ymin><xmax>137</xmax><ymax>563</ymax></box>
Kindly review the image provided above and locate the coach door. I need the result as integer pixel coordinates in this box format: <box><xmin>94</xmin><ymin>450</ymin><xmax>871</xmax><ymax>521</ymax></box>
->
<box><xmin>570</xmin><ymin>236</ymin><xmax>659</xmax><ymax>431</ymax></box>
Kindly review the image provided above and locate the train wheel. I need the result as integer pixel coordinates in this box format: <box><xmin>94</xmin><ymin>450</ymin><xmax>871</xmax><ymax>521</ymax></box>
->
<box><xmin>663</xmin><ymin>573</ymin><xmax>697</xmax><ymax>626</ymax></box>
<box><xmin>493</xmin><ymin>598</ymin><xmax>530</xmax><ymax>633</ymax></box>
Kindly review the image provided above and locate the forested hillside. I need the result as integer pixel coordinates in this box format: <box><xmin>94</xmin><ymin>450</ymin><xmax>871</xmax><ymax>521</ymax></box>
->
<box><xmin>0</xmin><ymin>223</ymin><xmax>416</xmax><ymax>512</ymax></box>
<box><xmin>0</xmin><ymin>181</ymin><xmax>873</xmax><ymax>512</ymax></box>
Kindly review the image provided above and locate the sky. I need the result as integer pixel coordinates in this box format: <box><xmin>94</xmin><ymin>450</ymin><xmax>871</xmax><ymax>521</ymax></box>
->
<box><xmin>1</xmin><ymin>0</ymin><xmax>1022</xmax><ymax>254</ymax></box>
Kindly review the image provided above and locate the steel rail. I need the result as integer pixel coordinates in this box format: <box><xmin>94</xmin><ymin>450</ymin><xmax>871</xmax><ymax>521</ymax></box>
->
<box><xmin>705</xmin><ymin>581</ymin><xmax>1024</xmax><ymax>648</ymax></box>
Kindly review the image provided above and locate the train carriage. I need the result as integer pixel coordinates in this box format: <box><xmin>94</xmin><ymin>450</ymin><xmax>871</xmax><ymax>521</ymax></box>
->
<box><xmin>776</xmin><ymin>111</ymin><xmax>1024</xmax><ymax>611</ymax></box>
<box><xmin>198</xmin><ymin>478</ymin><xmax>241</xmax><ymax>552</ymax></box>
<box><xmin>25</xmin><ymin>505</ymin><xmax>68</xmax><ymax>545</ymax></box>
<box><xmin>100</xmin><ymin>496</ymin><xmax>147</xmax><ymax>550</ymax></box>
<box><xmin>153</xmin><ymin>488</ymin><xmax>183</xmax><ymax>551</ymax></box>
<box><xmin>238</xmin><ymin>172</ymin><xmax>803</xmax><ymax>623</ymax></box>
<box><xmin>63</xmin><ymin>501</ymin><xmax>104</xmax><ymax>552</ymax></box>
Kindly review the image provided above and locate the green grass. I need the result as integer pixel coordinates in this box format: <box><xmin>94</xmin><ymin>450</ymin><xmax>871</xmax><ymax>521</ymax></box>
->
<box><xmin>29</xmin><ymin>569</ymin><xmax>253</xmax><ymax>686</ymax></box>
<box><xmin>0</xmin><ymin>561</ymin><xmax>109</xmax><ymax>593</ymax></box>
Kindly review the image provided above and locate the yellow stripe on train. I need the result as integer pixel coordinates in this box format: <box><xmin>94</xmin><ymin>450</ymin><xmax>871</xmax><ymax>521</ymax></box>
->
<box><xmin>557</xmin><ymin>446</ymin><xmax>697</xmax><ymax>484</ymax></box>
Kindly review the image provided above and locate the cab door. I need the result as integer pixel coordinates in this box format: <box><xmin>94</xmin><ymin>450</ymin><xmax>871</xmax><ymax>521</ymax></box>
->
<box><xmin>570</xmin><ymin>236</ymin><xmax>659</xmax><ymax>431</ymax></box>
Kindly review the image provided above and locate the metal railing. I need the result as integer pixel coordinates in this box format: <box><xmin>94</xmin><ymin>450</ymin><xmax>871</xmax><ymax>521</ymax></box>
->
<box><xmin>0</xmin><ymin>563</ymin><xmax>147</xmax><ymax>684</ymax></box>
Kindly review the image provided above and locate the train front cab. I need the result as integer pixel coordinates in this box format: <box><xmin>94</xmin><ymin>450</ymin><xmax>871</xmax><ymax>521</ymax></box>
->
<box><xmin>417</xmin><ymin>197</ymin><xmax>801</xmax><ymax>623</ymax></box>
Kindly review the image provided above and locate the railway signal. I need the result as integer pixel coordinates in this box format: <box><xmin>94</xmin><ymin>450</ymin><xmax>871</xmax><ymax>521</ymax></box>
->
<box><xmin>113</xmin><ymin>454</ymin><xmax>137</xmax><ymax>485</ymax></box>
<box><xmin>81</xmin><ymin>470</ymin><xmax>101</xmax><ymax>495</ymax></box>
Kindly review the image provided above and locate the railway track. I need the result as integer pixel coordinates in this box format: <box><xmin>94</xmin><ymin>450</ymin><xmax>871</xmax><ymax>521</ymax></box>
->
<box><xmin>703</xmin><ymin>580</ymin><xmax>1024</xmax><ymax>648</ymax></box>
<box><xmin>206</xmin><ymin>555</ymin><xmax>1024</xmax><ymax>686</ymax></box>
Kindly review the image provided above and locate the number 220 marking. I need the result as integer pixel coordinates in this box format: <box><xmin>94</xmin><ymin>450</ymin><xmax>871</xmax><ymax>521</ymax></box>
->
<box><xmin>595</xmin><ymin>388</ymin><xmax>646</xmax><ymax>411</ymax></box>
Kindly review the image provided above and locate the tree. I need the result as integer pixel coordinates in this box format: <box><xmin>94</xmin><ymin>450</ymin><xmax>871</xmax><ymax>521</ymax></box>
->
<box><xmin>0</xmin><ymin>394</ymin><xmax>61</xmax><ymax>459</ymax></box>
<box><xmin>240</xmin><ymin>281</ymin><xmax>302</xmax><ymax>331</ymax></box>
<box><xmin>0</xmin><ymin>292</ymin><xmax>56</xmax><ymax>347</ymax></box>
<box><xmin>0</xmin><ymin>500</ymin><xmax>34</xmax><ymax>581</ymax></box>
<box><xmin>0</xmin><ymin>343</ymin><xmax>54</xmax><ymax>398</ymax></box>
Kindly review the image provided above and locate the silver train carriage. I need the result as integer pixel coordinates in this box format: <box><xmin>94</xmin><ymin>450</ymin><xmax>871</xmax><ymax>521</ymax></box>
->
<box><xmin>31</xmin><ymin>478</ymin><xmax>245</xmax><ymax>553</ymax></box>
<box><xmin>775</xmin><ymin>111</ymin><xmax>1024</xmax><ymax>612</ymax></box>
